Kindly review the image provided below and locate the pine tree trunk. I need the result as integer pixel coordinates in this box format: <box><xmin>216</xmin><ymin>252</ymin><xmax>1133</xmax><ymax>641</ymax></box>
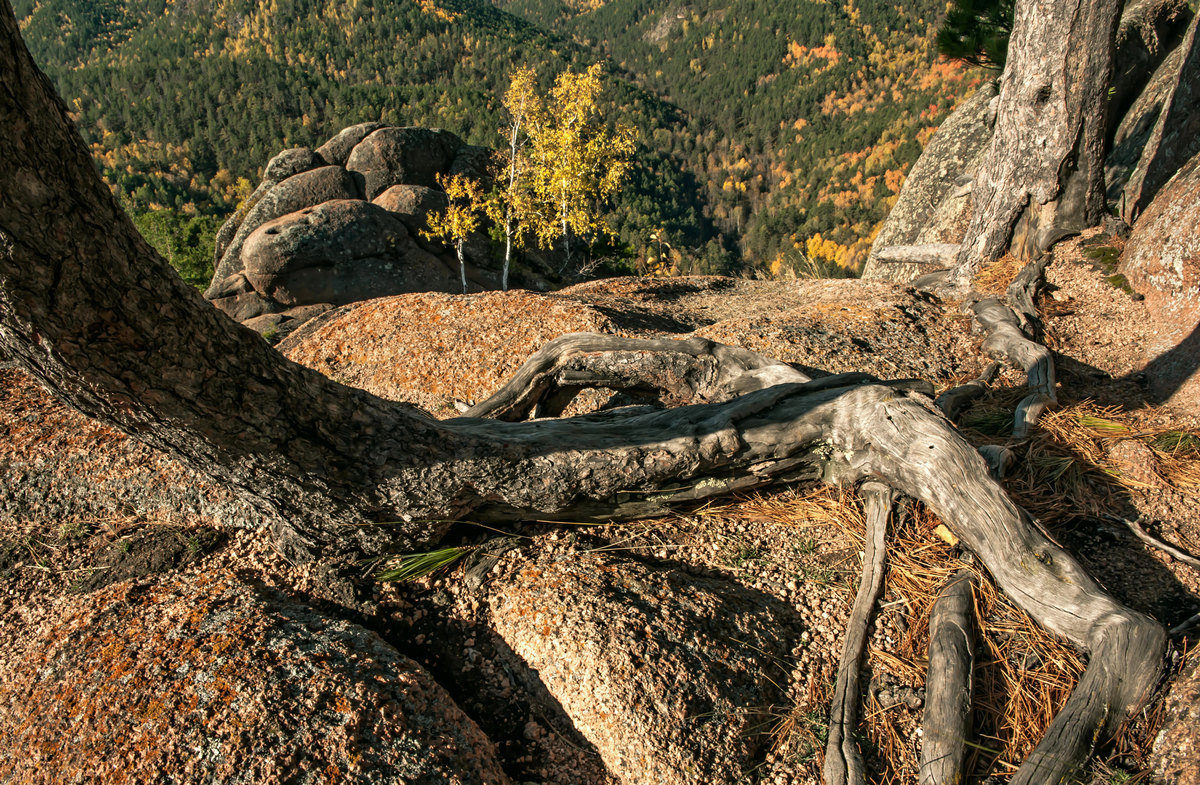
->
<box><xmin>953</xmin><ymin>0</ymin><xmax>1123</xmax><ymax>287</ymax></box>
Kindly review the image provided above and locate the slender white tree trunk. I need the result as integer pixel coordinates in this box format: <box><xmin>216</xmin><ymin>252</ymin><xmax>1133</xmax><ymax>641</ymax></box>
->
<box><xmin>456</xmin><ymin>238</ymin><xmax>467</xmax><ymax>294</ymax></box>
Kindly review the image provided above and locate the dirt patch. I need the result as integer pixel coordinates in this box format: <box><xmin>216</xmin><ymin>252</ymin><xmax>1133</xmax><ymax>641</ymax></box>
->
<box><xmin>73</xmin><ymin>526</ymin><xmax>225</xmax><ymax>593</ymax></box>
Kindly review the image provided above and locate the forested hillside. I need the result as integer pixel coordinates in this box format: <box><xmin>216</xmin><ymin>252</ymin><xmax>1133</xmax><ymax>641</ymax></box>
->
<box><xmin>17</xmin><ymin>0</ymin><xmax>979</xmax><ymax>277</ymax></box>
<box><xmin>498</xmin><ymin>0</ymin><xmax>983</xmax><ymax>271</ymax></box>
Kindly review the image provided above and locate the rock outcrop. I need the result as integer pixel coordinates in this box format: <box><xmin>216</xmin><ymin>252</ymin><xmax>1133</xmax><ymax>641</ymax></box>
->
<box><xmin>0</xmin><ymin>571</ymin><xmax>510</xmax><ymax>784</ymax></box>
<box><xmin>1118</xmin><ymin>11</ymin><xmax>1200</xmax><ymax>223</ymax></box>
<box><xmin>484</xmin><ymin>549</ymin><xmax>796</xmax><ymax>785</ymax></box>
<box><xmin>860</xmin><ymin>82</ymin><xmax>996</xmax><ymax>283</ymax></box>
<box><xmin>1119</xmin><ymin>149</ymin><xmax>1200</xmax><ymax>409</ymax></box>
<box><xmin>205</xmin><ymin>124</ymin><xmax>503</xmax><ymax>341</ymax></box>
<box><xmin>1108</xmin><ymin>0</ymin><xmax>1193</xmax><ymax>141</ymax></box>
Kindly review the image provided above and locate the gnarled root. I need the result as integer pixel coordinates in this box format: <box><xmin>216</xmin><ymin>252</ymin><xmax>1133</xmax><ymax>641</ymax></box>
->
<box><xmin>920</xmin><ymin>570</ymin><xmax>976</xmax><ymax>785</ymax></box>
<box><xmin>473</xmin><ymin>335</ymin><xmax>1165</xmax><ymax>784</ymax></box>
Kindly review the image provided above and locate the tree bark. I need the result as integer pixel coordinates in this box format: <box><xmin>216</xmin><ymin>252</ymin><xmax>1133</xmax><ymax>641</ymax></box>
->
<box><xmin>0</xmin><ymin>5</ymin><xmax>1167</xmax><ymax>781</ymax></box>
<box><xmin>953</xmin><ymin>0</ymin><xmax>1123</xmax><ymax>287</ymax></box>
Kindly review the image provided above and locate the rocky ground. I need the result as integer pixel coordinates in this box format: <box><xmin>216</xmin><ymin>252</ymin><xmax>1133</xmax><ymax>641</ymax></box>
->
<box><xmin>2</xmin><ymin>258</ymin><xmax>1198</xmax><ymax>784</ymax></box>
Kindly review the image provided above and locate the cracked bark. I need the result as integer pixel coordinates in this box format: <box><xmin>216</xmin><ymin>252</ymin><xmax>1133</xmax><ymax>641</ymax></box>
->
<box><xmin>953</xmin><ymin>0</ymin><xmax>1122</xmax><ymax>286</ymax></box>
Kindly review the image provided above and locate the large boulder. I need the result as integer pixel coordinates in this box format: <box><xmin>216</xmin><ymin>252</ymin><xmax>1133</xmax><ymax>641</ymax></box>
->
<box><xmin>1119</xmin><ymin>149</ymin><xmax>1200</xmax><ymax>409</ymax></box>
<box><xmin>0</xmin><ymin>571</ymin><xmax>510</xmax><ymax>784</ymax></box>
<box><xmin>484</xmin><ymin>548</ymin><xmax>796</xmax><ymax>785</ymax></box>
<box><xmin>316</xmin><ymin>120</ymin><xmax>386</xmax><ymax>166</ymax></box>
<box><xmin>346</xmin><ymin>127</ymin><xmax>465</xmax><ymax>198</ymax></box>
<box><xmin>242</xmin><ymin>199</ymin><xmax>460</xmax><ymax>306</ymax></box>
<box><xmin>861</xmin><ymin>82</ymin><xmax>997</xmax><ymax>283</ymax></box>
<box><xmin>206</xmin><ymin>165</ymin><xmax>363</xmax><ymax>297</ymax></box>
<box><xmin>262</xmin><ymin>145</ymin><xmax>324</xmax><ymax>181</ymax></box>
<box><xmin>373</xmin><ymin>183</ymin><xmax>450</xmax><ymax>232</ymax></box>
<box><xmin>1119</xmin><ymin>12</ymin><xmax>1200</xmax><ymax>223</ymax></box>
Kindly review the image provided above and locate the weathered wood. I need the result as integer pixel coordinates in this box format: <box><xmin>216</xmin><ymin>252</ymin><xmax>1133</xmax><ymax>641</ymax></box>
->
<box><xmin>935</xmin><ymin>362</ymin><xmax>1000</xmax><ymax>421</ymax></box>
<box><xmin>1005</xmin><ymin>256</ymin><xmax>1052</xmax><ymax>336</ymax></box>
<box><xmin>837</xmin><ymin>388</ymin><xmax>1166</xmax><ymax>785</ymax></box>
<box><xmin>970</xmin><ymin>298</ymin><xmax>1056</xmax><ymax>438</ymax></box>
<box><xmin>824</xmin><ymin>482</ymin><xmax>894</xmax><ymax>785</ymax></box>
<box><xmin>920</xmin><ymin>571</ymin><xmax>976</xmax><ymax>785</ymax></box>
<box><xmin>464</xmin><ymin>333</ymin><xmax>811</xmax><ymax>421</ymax></box>
<box><xmin>953</xmin><ymin>0</ymin><xmax>1123</xmax><ymax>286</ymax></box>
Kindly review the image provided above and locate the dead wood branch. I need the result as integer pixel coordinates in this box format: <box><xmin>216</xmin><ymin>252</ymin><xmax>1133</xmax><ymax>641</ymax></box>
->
<box><xmin>824</xmin><ymin>482</ymin><xmax>894</xmax><ymax>785</ymax></box>
<box><xmin>1107</xmin><ymin>514</ymin><xmax>1200</xmax><ymax>570</ymax></box>
<box><xmin>920</xmin><ymin>570</ymin><xmax>976</xmax><ymax>785</ymax></box>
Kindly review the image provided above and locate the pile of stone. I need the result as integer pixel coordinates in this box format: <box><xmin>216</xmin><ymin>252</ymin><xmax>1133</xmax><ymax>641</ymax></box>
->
<box><xmin>204</xmin><ymin>122</ymin><xmax>499</xmax><ymax>341</ymax></box>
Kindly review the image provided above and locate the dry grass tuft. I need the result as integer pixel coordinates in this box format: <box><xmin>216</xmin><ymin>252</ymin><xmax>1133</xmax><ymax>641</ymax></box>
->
<box><xmin>768</xmin><ymin>674</ymin><xmax>832</xmax><ymax>767</ymax></box>
<box><xmin>861</xmin><ymin>501</ymin><xmax>1087</xmax><ymax>782</ymax></box>
<box><xmin>956</xmin><ymin>396</ymin><xmax>1200</xmax><ymax>523</ymax></box>
<box><xmin>758</xmin><ymin>488</ymin><xmax>1109</xmax><ymax>782</ymax></box>
<box><xmin>973</xmin><ymin>254</ymin><xmax>1026</xmax><ymax>297</ymax></box>
<box><xmin>688</xmin><ymin>470</ymin><xmax>1180</xmax><ymax>782</ymax></box>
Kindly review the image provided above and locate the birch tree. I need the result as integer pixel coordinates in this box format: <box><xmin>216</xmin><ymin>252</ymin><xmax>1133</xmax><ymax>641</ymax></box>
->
<box><xmin>424</xmin><ymin>173</ymin><xmax>485</xmax><ymax>294</ymax></box>
<box><xmin>527</xmin><ymin>64</ymin><xmax>636</xmax><ymax>275</ymax></box>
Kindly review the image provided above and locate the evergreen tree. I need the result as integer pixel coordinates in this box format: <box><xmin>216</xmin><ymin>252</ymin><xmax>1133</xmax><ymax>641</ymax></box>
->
<box><xmin>936</xmin><ymin>0</ymin><xmax>1014</xmax><ymax>70</ymax></box>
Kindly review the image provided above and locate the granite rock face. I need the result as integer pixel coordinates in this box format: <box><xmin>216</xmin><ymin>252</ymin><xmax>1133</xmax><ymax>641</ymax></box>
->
<box><xmin>373</xmin><ymin>183</ymin><xmax>450</xmax><ymax>232</ymax></box>
<box><xmin>484</xmin><ymin>549</ymin><xmax>797</xmax><ymax>785</ymax></box>
<box><xmin>1119</xmin><ymin>149</ymin><xmax>1200</xmax><ymax>410</ymax></box>
<box><xmin>209</xmin><ymin>165</ymin><xmax>363</xmax><ymax>294</ymax></box>
<box><xmin>345</xmin><ymin>126</ymin><xmax>465</xmax><ymax>198</ymax></box>
<box><xmin>263</xmin><ymin>146</ymin><xmax>325</xmax><ymax>181</ymax></box>
<box><xmin>1119</xmin><ymin>12</ymin><xmax>1200</xmax><ymax>223</ymax></box>
<box><xmin>1108</xmin><ymin>0</ymin><xmax>1193</xmax><ymax>141</ymax></box>
<box><xmin>0</xmin><ymin>571</ymin><xmax>511</xmax><ymax>785</ymax></box>
<box><xmin>1150</xmin><ymin>656</ymin><xmax>1200</xmax><ymax>785</ymax></box>
<box><xmin>316</xmin><ymin>121</ymin><xmax>386</xmax><ymax>166</ymax></box>
<box><xmin>861</xmin><ymin>82</ymin><xmax>996</xmax><ymax>283</ymax></box>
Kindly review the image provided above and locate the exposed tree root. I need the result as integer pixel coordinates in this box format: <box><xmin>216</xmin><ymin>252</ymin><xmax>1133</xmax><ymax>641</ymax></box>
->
<box><xmin>970</xmin><ymin>298</ymin><xmax>1057</xmax><ymax>439</ymax></box>
<box><xmin>936</xmin><ymin>361</ymin><xmax>1000</xmax><ymax>422</ymax></box>
<box><xmin>465</xmin><ymin>333</ymin><xmax>813</xmax><ymax>420</ymax></box>
<box><xmin>1107</xmin><ymin>514</ymin><xmax>1200</xmax><ymax>571</ymax></box>
<box><xmin>823</xmin><ymin>482</ymin><xmax>893</xmax><ymax>785</ymax></box>
<box><xmin>473</xmin><ymin>336</ymin><xmax>1165</xmax><ymax>785</ymax></box>
<box><xmin>919</xmin><ymin>570</ymin><xmax>976</xmax><ymax>785</ymax></box>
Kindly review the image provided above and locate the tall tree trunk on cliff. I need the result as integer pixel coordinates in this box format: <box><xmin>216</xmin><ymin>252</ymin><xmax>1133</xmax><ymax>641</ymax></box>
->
<box><xmin>953</xmin><ymin>0</ymin><xmax>1123</xmax><ymax>288</ymax></box>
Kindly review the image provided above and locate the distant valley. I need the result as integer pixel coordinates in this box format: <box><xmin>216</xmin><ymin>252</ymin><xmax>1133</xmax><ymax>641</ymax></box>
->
<box><xmin>17</xmin><ymin>0</ymin><xmax>979</xmax><ymax>278</ymax></box>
